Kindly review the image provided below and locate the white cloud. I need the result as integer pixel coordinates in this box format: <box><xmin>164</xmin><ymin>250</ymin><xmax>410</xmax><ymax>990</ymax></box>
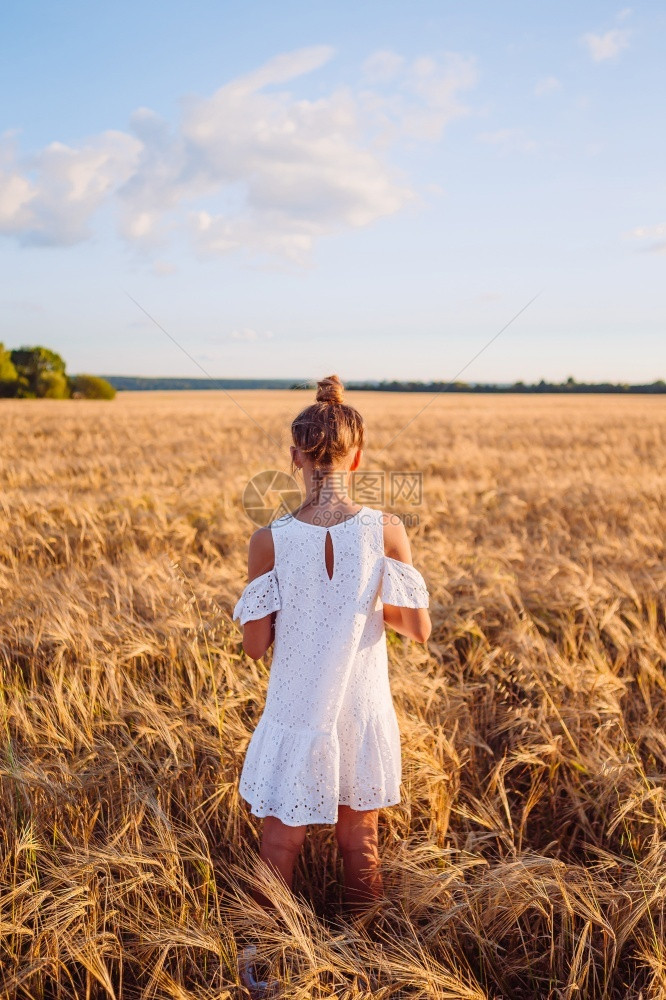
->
<box><xmin>631</xmin><ymin>223</ymin><xmax>666</xmax><ymax>239</ymax></box>
<box><xmin>227</xmin><ymin>46</ymin><xmax>335</xmax><ymax>93</ymax></box>
<box><xmin>362</xmin><ymin>50</ymin><xmax>405</xmax><ymax>84</ymax></box>
<box><xmin>581</xmin><ymin>8</ymin><xmax>632</xmax><ymax>63</ymax></box>
<box><xmin>581</xmin><ymin>28</ymin><xmax>630</xmax><ymax>61</ymax></box>
<box><xmin>0</xmin><ymin>131</ymin><xmax>37</xmax><ymax>234</ymax></box>
<box><xmin>359</xmin><ymin>52</ymin><xmax>477</xmax><ymax>144</ymax></box>
<box><xmin>0</xmin><ymin>46</ymin><xmax>477</xmax><ymax>261</ymax></box>
<box><xmin>534</xmin><ymin>76</ymin><xmax>562</xmax><ymax>96</ymax></box>
<box><xmin>0</xmin><ymin>171</ymin><xmax>34</xmax><ymax>232</ymax></box>
<box><xmin>629</xmin><ymin>223</ymin><xmax>666</xmax><ymax>255</ymax></box>
<box><xmin>404</xmin><ymin>53</ymin><xmax>477</xmax><ymax>139</ymax></box>
<box><xmin>477</xmin><ymin>128</ymin><xmax>538</xmax><ymax>154</ymax></box>
<box><xmin>0</xmin><ymin>128</ymin><xmax>141</xmax><ymax>245</ymax></box>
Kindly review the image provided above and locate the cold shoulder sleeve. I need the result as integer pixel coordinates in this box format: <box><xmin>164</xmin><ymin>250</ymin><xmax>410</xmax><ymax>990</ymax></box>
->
<box><xmin>233</xmin><ymin>569</ymin><xmax>281</xmax><ymax>625</ymax></box>
<box><xmin>380</xmin><ymin>556</ymin><xmax>430</xmax><ymax>608</ymax></box>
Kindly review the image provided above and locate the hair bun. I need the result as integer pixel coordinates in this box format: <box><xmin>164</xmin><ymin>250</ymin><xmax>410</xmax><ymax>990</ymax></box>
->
<box><xmin>315</xmin><ymin>374</ymin><xmax>345</xmax><ymax>405</ymax></box>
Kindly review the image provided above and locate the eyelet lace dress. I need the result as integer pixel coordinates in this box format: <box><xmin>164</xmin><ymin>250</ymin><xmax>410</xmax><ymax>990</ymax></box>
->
<box><xmin>233</xmin><ymin>505</ymin><xmax>430</xmax><ymax>826</ymax></box>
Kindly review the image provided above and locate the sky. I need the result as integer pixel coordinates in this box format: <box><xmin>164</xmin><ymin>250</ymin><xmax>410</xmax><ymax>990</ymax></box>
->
<box><xmin>1</xmin><ymin>0</ymin><xmax>664</xmax><ymax>383</ymax></box>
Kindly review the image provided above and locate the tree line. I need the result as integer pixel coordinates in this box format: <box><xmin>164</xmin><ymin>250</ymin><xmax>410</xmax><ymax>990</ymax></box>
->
<box><xmin>333</xmin><ymin>377</ymin><xmax>666</xmax><ymax>394</ymax></box>
<box><xmin>102</xmin><ymin>376</ymin><xmax>666</xmax><ymax>393</ymax></box>
<box><xmin>0</xmin><ymin>345</ymin><xmax>116</xmax><ymax>399</ymax></box>
<box><xmin>105</xmin><ymin>376</ymin><xmax>297</xmax><ymax>391</ymax></box>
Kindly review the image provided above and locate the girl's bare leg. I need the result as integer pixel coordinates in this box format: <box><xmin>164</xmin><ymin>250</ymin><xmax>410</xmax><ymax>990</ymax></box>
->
<box><xmin>252</xmin><ymin>815</ymin><xmax>307</xmax><ymax>908</ymax></box>
<box><xmin>335</xmin><ymin>805</ymin><xmax>383</xmax><ymax>915</ymax></box>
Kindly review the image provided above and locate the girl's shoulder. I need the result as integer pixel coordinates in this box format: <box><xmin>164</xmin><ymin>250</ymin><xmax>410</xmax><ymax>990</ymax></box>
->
<box><xmin>357</xmin><ymin>506</ymin><xmax>409</xmax><ymax>557</ymax></box>
<box><xmin>247</xmin><ymin>525</ymin><xmax>276</xmax><ymax>574</ymax></box>
<box><xmin>373</xmin><ymin>509</ymin><xmax>411</xmax><ymax>560</ymax></box>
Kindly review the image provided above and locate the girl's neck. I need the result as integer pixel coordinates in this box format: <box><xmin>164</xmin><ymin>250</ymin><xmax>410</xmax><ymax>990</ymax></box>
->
<box><xmin>301</xmin><ymin>468</ymin><xmax>354</xmax><ymax>510</ymax></box>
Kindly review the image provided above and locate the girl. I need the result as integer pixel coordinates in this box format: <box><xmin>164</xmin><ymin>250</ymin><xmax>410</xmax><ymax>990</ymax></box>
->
<box><xmin>234</xmin><ymin>375</ymin><xmax>431</xmax><ymax>989</ymax></box>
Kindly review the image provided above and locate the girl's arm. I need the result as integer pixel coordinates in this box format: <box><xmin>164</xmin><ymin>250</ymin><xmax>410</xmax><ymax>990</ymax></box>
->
<box><xmin>382</xmin><ymin>517</ymin><xmax>432</xmax><ymax>643</ymax></box>
<box><xmin>241</xmin><ymin>527</ymin><xmax>277</xmax><ymax>660</ymax></box>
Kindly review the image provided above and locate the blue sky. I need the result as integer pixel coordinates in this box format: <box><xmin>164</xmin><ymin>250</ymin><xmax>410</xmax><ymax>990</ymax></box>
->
<box><xmin>1</xmin><ymin>0</ymin><xmax>664</xmax><ymax>382</ymax></box>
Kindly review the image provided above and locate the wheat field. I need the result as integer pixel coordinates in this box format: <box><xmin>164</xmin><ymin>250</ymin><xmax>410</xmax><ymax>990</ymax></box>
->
<box><xmin>1</xmin><ymin>390</ymin><xmax>665</xmax><ymax>999</ymax></box>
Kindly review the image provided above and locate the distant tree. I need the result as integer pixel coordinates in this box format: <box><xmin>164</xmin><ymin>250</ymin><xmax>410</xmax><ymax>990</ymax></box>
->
<box><xmin>10</xmin><ymin>346</ymin><xmax>68</xmax><ymax>398</ymax></box>
<box><xmin>0</xmin><ymin>342</ymin><xmax>19</xmax><ymax>397</ymax></box>
<box><xmin>41</xmin><ymin>371</ymin><xmax>70</xmax><ymax>398</ymax></box>
<box><xmin>69</xmin><ymin>374</ymin><xmax>116</xmax><ymax>400</ymax></box>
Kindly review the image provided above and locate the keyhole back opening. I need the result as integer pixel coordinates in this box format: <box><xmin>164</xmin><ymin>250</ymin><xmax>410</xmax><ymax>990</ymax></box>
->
<box><xmin>324</xmin><ymin>530</ymin><xmax>335</xmax><ymax>581</ymax></box>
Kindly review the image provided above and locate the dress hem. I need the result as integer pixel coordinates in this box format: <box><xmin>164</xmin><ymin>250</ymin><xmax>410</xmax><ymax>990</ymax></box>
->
<box><xmin>241</xmin><ymin>792</ymin><xmax>401</xmax><ymax>827</ymax></box>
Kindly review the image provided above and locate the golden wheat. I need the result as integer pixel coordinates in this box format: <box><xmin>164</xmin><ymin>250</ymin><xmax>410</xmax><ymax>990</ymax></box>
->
<box><xmin>0</xmin><ymin>390</ymin><xmax>665</xmax><ymax>999</ymax></box>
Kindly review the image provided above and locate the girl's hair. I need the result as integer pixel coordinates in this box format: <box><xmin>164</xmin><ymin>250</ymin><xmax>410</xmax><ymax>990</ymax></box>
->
<box><xmin>291</xmin><ymin>374</ymin><xmax>364</xmax><ymax>470</ymax></box>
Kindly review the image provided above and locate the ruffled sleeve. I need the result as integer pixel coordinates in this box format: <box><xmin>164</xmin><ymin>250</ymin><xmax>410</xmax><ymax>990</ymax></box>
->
<box><xmin>380</xmin><ymin>556</ymin><xmax>430</xmax><ymax>608</ymax></box>
<box><xmin>233</xmin><ymin>569</ymin><xmax>281</xmax><ymax>625</ymax></box>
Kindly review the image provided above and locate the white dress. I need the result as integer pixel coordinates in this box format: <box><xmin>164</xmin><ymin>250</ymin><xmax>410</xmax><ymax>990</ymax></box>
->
<box><xmin>232</xmin><ymin>504</ymin><xmax>430</xmax><ymax>827</ymax></box>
